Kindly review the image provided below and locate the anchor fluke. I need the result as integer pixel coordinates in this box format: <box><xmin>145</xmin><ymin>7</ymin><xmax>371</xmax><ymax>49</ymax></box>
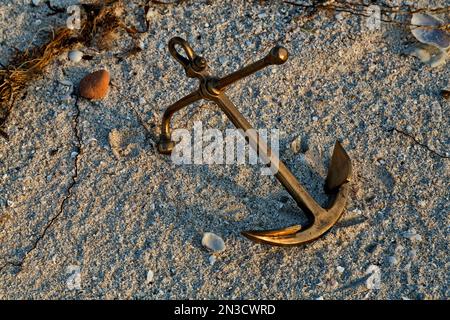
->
<box><xmin>242</xmin><ymin>142</ymin><xmax>352</xmax><ymax>246</ymax></box>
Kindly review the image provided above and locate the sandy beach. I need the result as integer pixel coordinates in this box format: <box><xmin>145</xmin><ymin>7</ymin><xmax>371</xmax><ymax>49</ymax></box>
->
<box><xmin>0</xmin><ymin>0</ymin><xmax>448</xmax><ymax>299</ymax></box>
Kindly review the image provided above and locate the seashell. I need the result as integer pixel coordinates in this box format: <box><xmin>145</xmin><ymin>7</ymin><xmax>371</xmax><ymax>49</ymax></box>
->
<box><xmin>201</xmin><ymin>232</ymin><xmax>225</xmax><ymax>252</ymax></box>
<box><xmin>79</xmin><ymin>70</ymin><xmax>110</xmax><ymax>100</ymax></box>
<box><xmin>428</xmin><ymin>51</ymin><xmax>447</xmax><ymax>68</ymax></box>
<box><xmin>66</xmin><ymin>265</ymin><xmax>81</xmax><ymax>290</ymax></box>
<box><xmin>68</xmin><ymin>50</ymin><xmax>83</xmax><ymax>62</ymax></box>
<box><xmin>146</xmin><ymin>270</ymin><xmax>154</xmax><ymax>284</ymax></box>
<box><xmin>410</xmin><ymin>47</ymin><xmax>431</xmax><ymax>63</ymax></box>
<box><xmin>365</xmin><ymin>265</ymin><xmax>381</xmax><ymax>290</ymax></box>
<box><xmin>411</xmin><ymin>13</ymin><xmax>450</xmax><ymax>50</ymax></box>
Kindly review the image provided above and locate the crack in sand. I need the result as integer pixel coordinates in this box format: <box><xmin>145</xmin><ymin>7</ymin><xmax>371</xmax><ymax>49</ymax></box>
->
<box><xmin>389</xmin><ymin>128</ymin><xmax>449</xmax><ymax>159</ymax></box>
<box><xmin>0</xmin><ymin>96</ymin><xmax>82</xmax><ymax>273</ymax></box>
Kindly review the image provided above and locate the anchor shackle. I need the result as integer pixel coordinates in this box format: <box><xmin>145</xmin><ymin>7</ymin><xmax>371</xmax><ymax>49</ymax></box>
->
<box><xmin>168</xmin><ymin>37</ymin><xmax>289</xmax><ymax>95</ymax></box>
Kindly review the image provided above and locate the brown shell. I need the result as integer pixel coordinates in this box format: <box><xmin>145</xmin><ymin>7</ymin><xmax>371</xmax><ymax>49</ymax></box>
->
<box><xmin>79</xmin><ymin>70</ymin><xmax>110</xmax><ymax>100</ymax></box>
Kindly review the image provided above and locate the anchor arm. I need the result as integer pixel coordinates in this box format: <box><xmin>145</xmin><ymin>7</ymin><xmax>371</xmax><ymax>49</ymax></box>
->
<box><xmin>158</xmin><ymin>90</ymin><xmax>202</xmax><ymax>154</ymax></box>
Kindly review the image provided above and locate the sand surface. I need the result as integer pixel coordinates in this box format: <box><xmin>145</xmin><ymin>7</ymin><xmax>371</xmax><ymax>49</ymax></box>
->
<box><xmin>0</xmin><ymin>0</ymin><xmax>448</xmax><ymax>299</ymax></box>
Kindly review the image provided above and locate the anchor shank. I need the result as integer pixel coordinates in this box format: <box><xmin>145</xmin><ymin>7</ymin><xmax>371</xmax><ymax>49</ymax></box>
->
<box><xmin>213</xmin><ymin>94</ymin><xmax>323</xmax><ymax>219</ymax></box>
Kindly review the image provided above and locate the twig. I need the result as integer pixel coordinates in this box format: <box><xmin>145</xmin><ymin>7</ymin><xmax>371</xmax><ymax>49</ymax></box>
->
<box><xmin>389</xmin><ymin>128</ymin><xmax>449</xmax><ymax>159</ymax></box>
<box><xmin>285</xmin><ymin>0</ymin><xmax>450</xmax><ymax>30</ymax></box>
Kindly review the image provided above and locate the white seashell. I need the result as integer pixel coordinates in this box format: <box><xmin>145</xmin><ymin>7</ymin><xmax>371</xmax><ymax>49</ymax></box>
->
<box><xmin>337</xmin><ymin>266</ymin><xmax>345</xmax><ymax>273</ymax></box>
<box><xmin>209</xmin><ymin>255</ymin><xmax>216</xmax><ymax>265</ymax></box>
<box><xmin>146</xmin><ymin>270</ymin><xmax>154</xmax><ymax>284</ymax></box>
<box><xmin>402</xmin><ymin>229</ymin><xmax>422</xmax><ymax>242</ymax></box>
<box><xmin>32</xmin><ymin>0</ymin><xmax>41</xmax><ymax>6</ymax></box>
<box><xmin>365</xmin><ymin>265</ymin><xmax>381</xmax><ymax>290</ymax></box>
<box><xmin>411</xmin><ymin>13</ymin><xmax>450</xmax><ymax>50</ymax></box>
<box><xmin>410</xmin><ymin>47</ymin><xmax>431</xmax><ymax>63</ymax></box>
<box><xmin>66</xmin><ymin>265</ymin><xmax>81</xmax><ymax>290</ymax></box>
<box><xmin>201</xmin><ymin>232</ymin><xmax>225</xmax><ymax>252</ymax></box>
<box><xmin>418</xmin><ymin>200</ymin><xmax>427</xmax><ymax>208</ymax></box>
<box><xmin>68</xmin><ymin>50</ymin><xmax>83</xmax><ymax>62</ymax></box>
<box><xmin>428</xmin><ymin>51</ymin><xmax>447</xmax><ymax>68</ymax></box>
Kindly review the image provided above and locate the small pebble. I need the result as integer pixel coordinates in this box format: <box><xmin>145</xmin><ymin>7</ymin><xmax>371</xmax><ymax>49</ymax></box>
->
<box><xmin>209</xmin><ymin>255</ymin><xmax>216</xmax><ymax>265</ymax></box>
<box><xmin>59</xmin><ymin>80</ymin><xmax>74</xmax><ymax>87</ymax></box>
<box><xmin>290</xmin><ymin>136</ymin><xmax>301</xmax><ymax>154</ymax></box>
<box><xmin>387</xmin><ymin>256</ymin><xmax>398</xmax><ymax>266</ymax></box>
<box><xmin>79</xmin><ymin>70</ymin><xmax>110</xmax><ymax>100</ymax></box>
<box><xmin>335</xmin><ymin>12</ymin><xmax>345</xmax><ymax>20</ymax></box>
<box><xmin>258</xmin><ymin>12</ymin><xmax>267</xmax><ymax>19</ymax></box>
<box><xmin>337</xmin><ymin>266</ymin><xmax>345</xmax><ymax>273</ymax></box>
<box><xmin>402</xmin><ymin>229</ymin><xmax>422</xmax><ymax>242</ymax></box>
<box><xmin>137</xmin><ymin>40</ymin><xmax>145</xmax><ymax>50</ymax></box>
<box><xmin>146</xmin><ymin>270</ymin><xmax>154</xmax><ymax>284</ymax></box>
<box><xmin>441</xmin><ymin>89</ymin><xmax>450</xmax><ymax>100</ymax></box>
<box><xmin>32</xmin><ymin>0</ymin><xmax>41</xmax><ymax>6</ymax></box>
<box><xmin>312</xmin><ymin>116</ymin><xmax>319</xmax><ymax>121</ymax></box>
<box><xmin>68</xmin><ymin>50</ymin><xmax>83</xmax><ymax>63</ymax></box>
<box><xmin>70</xmin><ymin>151</ymin><xmax>78</xmax><ymax>159</ymax></box>
<box><xmin>157</xmin><ymin>42</ymin><xmax>165</xmax><ymax>51</ymax></box>
<box><xmin>201</xmin><ymin>232</ymin><xmax>225</xmax><ymax>252</ymax></box>
<box><xmin>146</xmin><ymin>8</ymin><xmax>158</xmax><ymax>21</ymax></box>
<box><xmin>406</xmin><ymin>125</ymin><xmax>413</xmax><ymax>133</ymax></box>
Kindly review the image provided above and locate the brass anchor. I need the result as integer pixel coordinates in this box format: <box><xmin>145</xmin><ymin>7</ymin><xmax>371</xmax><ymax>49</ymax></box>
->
<box><xmin>157</xmin><ymin>37</ymin><xmax>352</xmax><ymax>246</ymax></box>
